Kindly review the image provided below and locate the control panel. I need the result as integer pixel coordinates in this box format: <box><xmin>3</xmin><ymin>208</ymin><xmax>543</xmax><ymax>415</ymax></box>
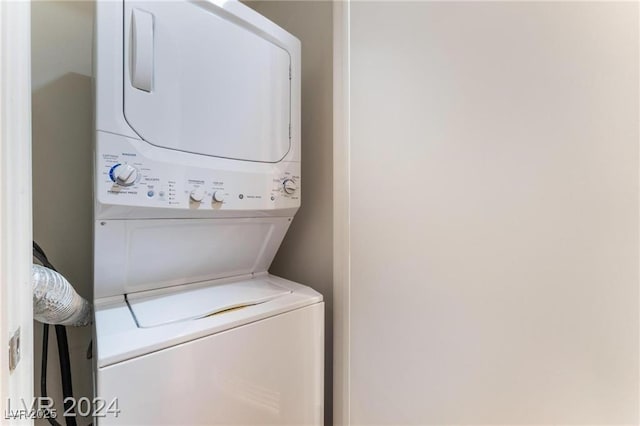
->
<box><xmin>96</xmin><ymin>133</ymin><xmax>300</xmax><ymax>213</ymax></box>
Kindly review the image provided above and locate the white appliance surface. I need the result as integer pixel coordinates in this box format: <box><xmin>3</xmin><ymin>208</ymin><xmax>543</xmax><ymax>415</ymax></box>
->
<box><xmin>93</xmin><ymin>1</ymin><xmax>322</xmax><ymax>425</ymax></box>
<box><xmin>94</xmin><ymin>217</ymin><xmax>292</xmax><ymax>299</ymax></box>
<box><xmin>95</xmin><ymin>273</ymin><xmax>322</xmax><ymax>367</ymax></box>
<box><xmin>97</xmin><ymin>300</ymin><xmax>324</xmax><ymax>425</ymax></box>
<box><xmin>94</xmin><ymin>132</ymin><xmax>300</xmax><ymax>219</ymax></box>
<box><xmin>128</xmin><ymin>276</ymin><xmax>292</xmax><ymax>328</ymax></box>
<box><xmin>124</xmin><ymin>1</ymin><xmax>292</xmax><ymax>163</ymax></box>
<box><xmin>94</xmin><ymin>0</ymin><xmax>301</xmax><ymax>221</ymax></box>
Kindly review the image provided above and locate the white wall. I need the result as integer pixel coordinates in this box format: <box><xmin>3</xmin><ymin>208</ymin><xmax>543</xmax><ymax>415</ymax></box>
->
<box><xmin>31</xmin><ymin>2</ymin><xmax>95</xmax><ymax>424</ymax></box>
<box><xmin>342</xmin><ymin>2</ymin><xmax>639</xmax><ymax>424</ymax></box>
<box><xmin>243</xmin><ymin>2</ymin><xmax>334</xmax><ymax>423</ymax></box>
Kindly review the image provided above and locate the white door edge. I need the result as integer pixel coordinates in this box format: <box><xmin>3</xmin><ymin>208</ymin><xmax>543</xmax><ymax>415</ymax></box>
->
<box><xmin>333</xmin><ymin>1</ymin><xmax>351</xmax><ymax>425</ymax></box>
<box><xmin>0</xmin><ymin>1</ymin><xmax>34</xmax><ymax>424</ymax></box>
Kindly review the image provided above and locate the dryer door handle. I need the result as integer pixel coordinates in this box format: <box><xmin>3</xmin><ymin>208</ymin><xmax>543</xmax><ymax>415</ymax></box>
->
<box><xmin>130</xmin><ymin>8</ymin><xmax>154</xmax><ymax>92</ymax></box>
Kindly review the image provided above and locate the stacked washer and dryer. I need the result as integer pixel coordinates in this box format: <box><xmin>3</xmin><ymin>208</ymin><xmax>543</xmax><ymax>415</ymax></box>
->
<box><xmin>92</xmin><ymin>1</ymin><xmax>323</xmax><ymax>424</ymax></box>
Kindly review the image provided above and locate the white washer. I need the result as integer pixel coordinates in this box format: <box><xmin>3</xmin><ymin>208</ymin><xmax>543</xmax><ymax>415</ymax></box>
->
<box><xmin>92</xmin><ymin>1</ymin><xmax>323</xmax><ymax>424</ymax></box>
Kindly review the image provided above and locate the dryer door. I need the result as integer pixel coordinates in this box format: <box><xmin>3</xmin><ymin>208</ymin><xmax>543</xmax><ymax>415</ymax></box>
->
<box><xmin>123</xmin><ymin>1</ymin><xmax>291</xmax><ymax>163</ymax></box>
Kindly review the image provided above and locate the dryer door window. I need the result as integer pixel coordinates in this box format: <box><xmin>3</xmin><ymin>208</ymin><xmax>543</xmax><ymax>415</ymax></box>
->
<box><xmin>123</xmin><ymin>1</ymin><xmax>291</xmax><ymax>163</ymax></box>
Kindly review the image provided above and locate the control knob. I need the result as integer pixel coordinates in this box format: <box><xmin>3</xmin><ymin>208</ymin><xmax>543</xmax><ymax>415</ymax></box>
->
<box><xmin>283</xmin><ymin>179</ymin><xmax>298</xmax><ymax>195</ymax></box>
<box><xmin>110</xmin><ymin>164</ymin><xmax>138</xmax><ymax>187</ymax></box>
<box><xmin>190</xmin><ymin>187</ymin><xmax>205</xmax><ymax>203</ymax></box>
<box><xmin>212</xmin><ymin>191</ymin><xmax>225</xmax><ymax>203</ymax></box>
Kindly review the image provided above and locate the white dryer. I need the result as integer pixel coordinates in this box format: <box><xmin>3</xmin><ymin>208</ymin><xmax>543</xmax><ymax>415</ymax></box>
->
<box><xmin>92</xmin><ymin>1</ymin><xmax>323</xmax><ymax>425</ymax></box>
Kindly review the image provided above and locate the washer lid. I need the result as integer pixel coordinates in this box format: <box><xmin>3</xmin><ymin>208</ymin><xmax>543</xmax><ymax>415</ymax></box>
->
<box><xmin>127</xmin><ymin>278</ymin><xmax>291</xmax><ymax>328</ymax></box>
<box><xmin>123</xmin><ymin>1</ymin><xmax>292</xmax><ymax>163</ymax></box>
<box><xmin>95</xmin><ymin>274</ymin><xmax>323</xmax><ymax>367</ymax></box>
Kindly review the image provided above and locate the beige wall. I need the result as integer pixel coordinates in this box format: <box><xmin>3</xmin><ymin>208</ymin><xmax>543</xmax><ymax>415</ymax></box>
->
<box><xmin>31</xmin><ymin>1</ymin><xmax>94</xmax><ymax>425</ymax></box>
<box><xmin>346</xmin><ymin>2</ymin><xmax>638</xmax><ymax>424</ymax></box>
<box><xmin>243</xmin><ymin>2</ymin><xmax>334</xmax><ymax>424</ymax></box>
<box><xmin>32</xmin><ymin>1</ymin><xmax>333</xmax><ymax>425</ymax></box>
